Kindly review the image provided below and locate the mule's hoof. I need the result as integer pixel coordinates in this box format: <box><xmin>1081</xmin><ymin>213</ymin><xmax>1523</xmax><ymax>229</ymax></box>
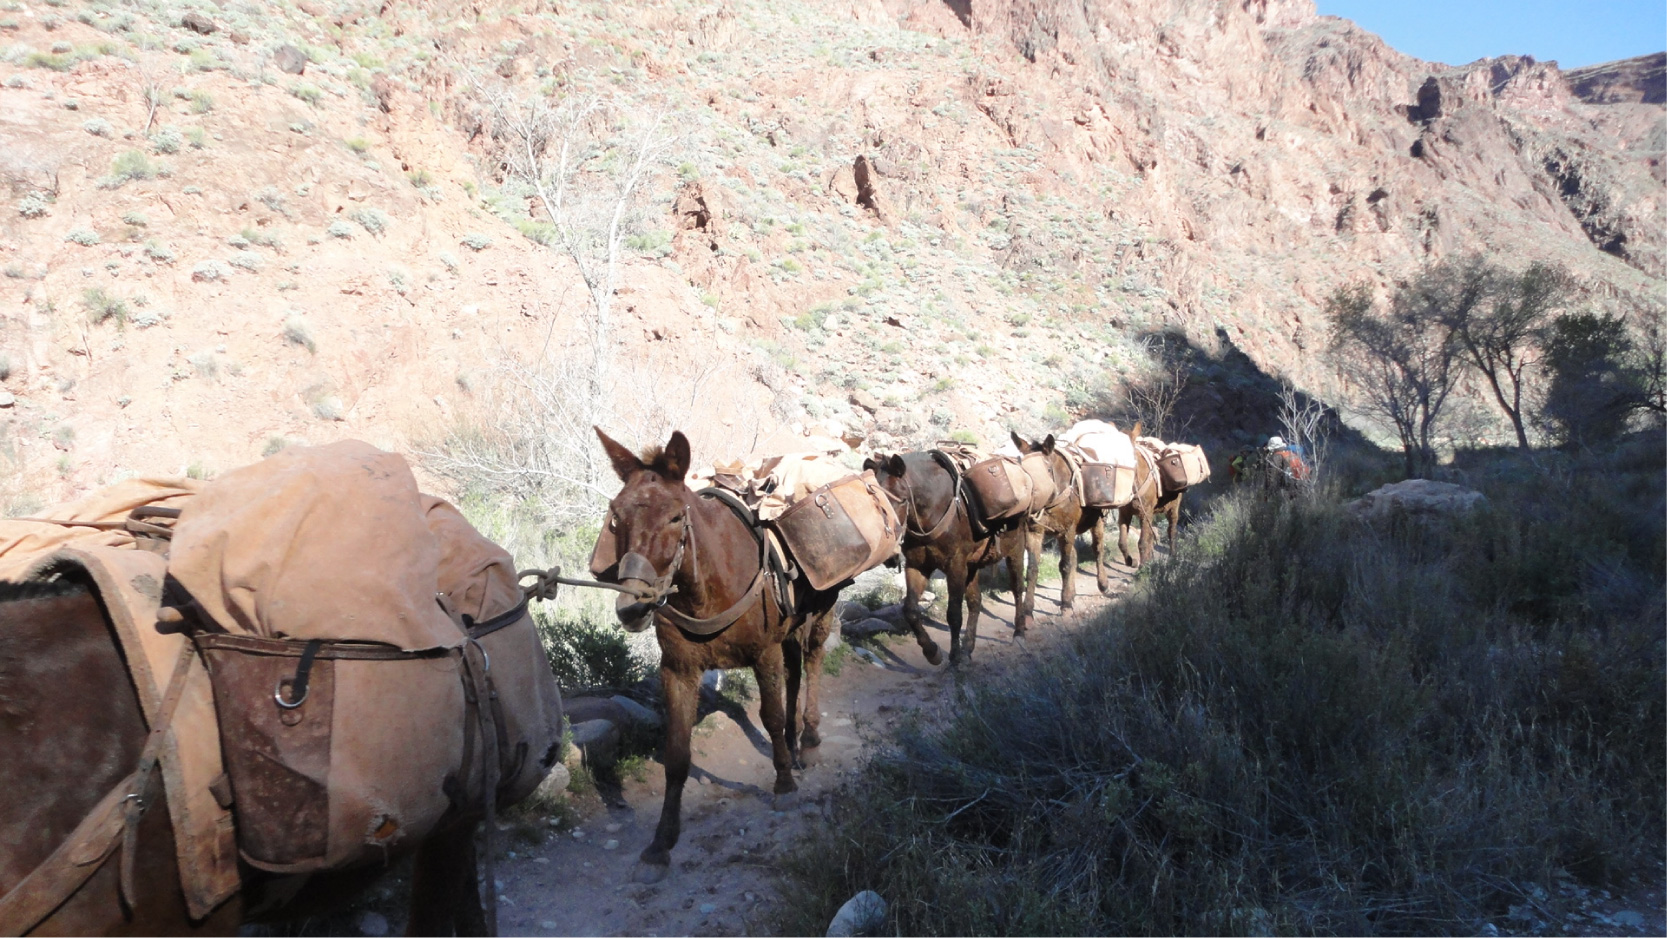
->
<box><xmin>772</xmin><ymin>791</ymin><xmax>802</xmax><ymax>811</ymax></box>
<box><xmin>773</xmin><ymin>776</ymin><xmax>799</xmax><ymax>796</ymax></box>
<box><xmin>1097</xmin><ymin>583</ymin><xmax>1112</xmax><ymax>595</ymax></box>
<box><xmin>921</xmin><ymin>642</ymin><xmax>943</xmax><ymax>666</ymax></box>
<box><xmin>633</xmin><ymin>860</ymin><xmax>669</xmax><ymax>885</ymax></box>
<box><xmin>800</xmin><ymin>727</ymin><xmax>822</xmax><ymax>749</ymax></box>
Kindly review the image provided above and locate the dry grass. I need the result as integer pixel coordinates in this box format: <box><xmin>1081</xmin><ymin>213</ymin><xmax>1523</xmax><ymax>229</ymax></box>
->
<box><xmin>779</xmin><ymin>433</ymin><xmax>1665</xmax><ymax>935</ymax></box>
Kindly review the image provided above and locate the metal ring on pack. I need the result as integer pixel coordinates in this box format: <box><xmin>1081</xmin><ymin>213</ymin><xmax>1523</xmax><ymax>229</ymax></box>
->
<box><xmin>274</xmin><ymin>679</ymin><xmax>307</xmax><ymax>709</ymax></box>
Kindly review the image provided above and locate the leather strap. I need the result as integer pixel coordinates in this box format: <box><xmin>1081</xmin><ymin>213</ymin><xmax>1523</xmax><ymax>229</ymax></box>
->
<box><xmin>652</xmin><ymin>488</ymin><xmax>771</xmax><ymax>637</ymax></box>
<box><xmin>0</xmin><ymin>640</ymin><xmax>196</xmax><ymax>935</ymax></box>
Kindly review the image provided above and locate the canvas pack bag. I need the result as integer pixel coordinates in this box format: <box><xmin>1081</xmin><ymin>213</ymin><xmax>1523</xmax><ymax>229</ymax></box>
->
<box><xmin>1017</xmin><ymin>451</ymin><xmax>1058</xmax><ymax>513</ymax></box>
<box><xmin>1079</xmin><ymin>462</ymin><xmax>1136</xmax><ymax>508</ymax></box>
<box><xmin>169</xmin><ymin>441</ymin><xmax>558</xmax><ymax>873</ymax></box>
<box><xmin>770</xmin><ymin>470</ymin><xmax>901</xmax><ymax>591</ymax></box>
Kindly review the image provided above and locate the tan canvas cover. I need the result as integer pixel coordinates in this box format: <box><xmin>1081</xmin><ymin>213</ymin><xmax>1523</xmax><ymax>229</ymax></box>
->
<box><xmin>421</xmin><ymin>495</ymin><xmax>563</xmax><ymax>807</ymax></box>
<box><xmin>1158</xmin><ymin>442</ymin><xmax>1211</xmax><ymax>491</ymax></box>
<box><xmin>691</xmin><ymin>451</ymin><xmax>857</xmax><ymax>521</ymax></box>
<box><xmin>169</xmin><ymin>440</ymin><xmax>460</xmax><ymax>652</ymax></box>
<box><xmin>0</xmin><ymin>481</ymin><xmax>239</xmax><ymax>919</ymax></box>
<box><xmin>1080</xmin><ymin>462</ymin><xmax>1136</xmax><ymax>508</ymax></box>
<box><xmin>1018</xmin><ymin>451</ymin><xmax>1057</xmax><ymax>512</ymax></box>
<box><xmin>1062</xmin><ymin>420</ymin><xmax>1136</xmax><ymax>468</ymax></box>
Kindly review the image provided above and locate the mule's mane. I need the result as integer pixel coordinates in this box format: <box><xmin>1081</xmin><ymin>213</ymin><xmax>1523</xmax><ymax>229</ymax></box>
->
<box><xmin>0</xmin><ymin>575</ymin><xmax>90</xmax><ymax>603</ymax></box>
<box><xmin>639</xmin><ymin>443</ymin><xmax>666</xmax><ymax>468</ymax></box>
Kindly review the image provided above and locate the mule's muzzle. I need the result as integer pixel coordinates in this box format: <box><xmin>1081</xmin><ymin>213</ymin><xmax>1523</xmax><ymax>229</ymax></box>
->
<box><xmin>612</xmin><ymin>551</ymin><xmax>671</xmax><ymax>632</ymax></box>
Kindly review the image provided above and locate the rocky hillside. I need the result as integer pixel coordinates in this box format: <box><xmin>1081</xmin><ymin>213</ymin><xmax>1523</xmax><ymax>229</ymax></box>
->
<box><xmin>0</xmin><ymin>0</ymin><xmax>1661</xmax><ymax>510</ymax></box>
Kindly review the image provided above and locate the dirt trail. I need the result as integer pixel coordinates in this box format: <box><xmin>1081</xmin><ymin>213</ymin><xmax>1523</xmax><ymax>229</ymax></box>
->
<box><xmin>493</xmin><ymin>566</ymin><xmax>1135</xmax><ymax>938</ymax></box>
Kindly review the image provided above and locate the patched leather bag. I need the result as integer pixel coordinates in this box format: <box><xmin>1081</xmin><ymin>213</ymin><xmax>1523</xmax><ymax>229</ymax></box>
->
<box><xmin>966</xmin><ymin>456</ymin><xmax>1035</xmax><ymax>522</ymax></box>
<box><xmin>1156</xmin><ymin>443</ymin><xmax>1210</xmax><ymax>493</ymax></box>
<box><xmin>771</xmin><ymin>470</ymin><xmax>900</xmax><ymax>591</ymax></box>
<box><xmin>1080</xmin><ymin>462</ymin><xmax>1136</xmax><ymax>508</ymax></box>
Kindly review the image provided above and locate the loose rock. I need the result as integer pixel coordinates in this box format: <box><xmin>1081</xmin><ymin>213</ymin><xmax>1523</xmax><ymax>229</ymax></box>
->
<box><xmin>273</xmin><ymin>43</ymin><xmax>308</xmax><ymax>75</ymax></box>
<box><xmin>1348</xmin><ymin>479</ymin><xmax>1486</xmax><ymax>521</ymax></box>
<box><xmin>843</xmin><ymin>617</ymin><xmax>898</xmax><ymax>637</ymax></box>
<box><xmin>180</xmin><ymin>11</ymin><xmax>216</xmax><ymax>33</ymax></box>
<box><xmin>567</xmin><ymin>718</ymin><xmax>620</xmax><ymax>769</ymax></box>
<box><xmin>355</xmin><ymin>910</ymin><xmax>389</xmax><ymax>937</ymax></box>
<box><xmin>826</xmin><ymin>890</ymin><xmax>887</xmax><ymax>937</ymax></box>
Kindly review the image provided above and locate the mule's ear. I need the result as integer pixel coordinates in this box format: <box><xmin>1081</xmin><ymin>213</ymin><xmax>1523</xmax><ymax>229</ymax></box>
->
<box><xmin>887</xmin><ymin>453</ymin><xmax>907</xmax><ymax>476</ymax></box>
<box><xmin>1130</xmin><ymin>420</ymin><xmax>1143</xmax><ymax>439</ymax></box>
<box><xmin>651</xmin><ymin>430</ymin><xmax>691</xmax><ymax>482</ymax></box>
<box><xmin>1042</xmin><ymin>434</ymin><xmax>1056</xmax><ymax>455</ymax></box>
<box><xmin>1010</xmin><ymin>430</ymin><xmax>1029</xmax><ymax>453</ymax></box>
<box><xmin>862</xmin><ymin>456</ymin><xmax>880</xmax><ymax>473</ymax></box>
<box><xmin>596</xmin><ymin>426</ymin><xmax>642</xmax><ymax>483</ymax></box>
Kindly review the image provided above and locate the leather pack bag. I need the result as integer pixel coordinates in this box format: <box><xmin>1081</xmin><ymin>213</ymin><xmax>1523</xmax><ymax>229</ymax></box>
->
<box><xmin>771</xmin><ymin>470</ymin><xmax>900</xmax><ymax>591</ymax></box>
<box><xmin>965</xmin><ymin>455</ymin><xmax>1035</xmax><ymax>522</ymax></box>
<box><xmin>1080</xmin><ymin>462</ymin><xmax>1136</xmax><ymax>508</ymax></box>
<box><xmin>1156</xmin><ymin>443</ymin><xmax>1211</xmax><ymax>493</ymax></box>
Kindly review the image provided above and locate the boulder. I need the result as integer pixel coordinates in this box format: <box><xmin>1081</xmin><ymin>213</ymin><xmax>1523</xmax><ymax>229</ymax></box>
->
<box><xmin>535</xmin><ymin>762</ymin><xmax>572</xmax><ymax>799</ymax></box>
<box><xmin>843</xmin><ymin>617</ymin><xmax>898</xmax><ymax>637</ymax></box>
<box><xmin>180</xmin><ymin>11</ymin><xmax>216</xmax><ymax>34</ymax></box>
<box><xmin>837</xmin><ymin>600</ymin><xmax>870</xmax><ymax>622</ymax></box>
<box><xmin>563</xmin><ymin>695</ymin><xmax>631</xmax><ymax>727</ymax></box>
<box><xmin>273</xmin><ymin>44</ymin><xmax>308</xmax><ymax>75</ymax></box>
<box><xmin>1349</xmin><ymin>479</ymin><xmax>1486</xmax><ymax>521</ymax></box>
<box><xmin>826</xmin><ymin>890</ymin><xmax>887</xmax><ymax>937</ymax></box>
<box><xmin>566</xmin><ymin>718</ymin><xmax>620</xmax><ymax>769</ymax></box>
<box><xmin>609</xmin><ymin>694</ymin><xmax>663</xmax><ymax>729</ymax></box>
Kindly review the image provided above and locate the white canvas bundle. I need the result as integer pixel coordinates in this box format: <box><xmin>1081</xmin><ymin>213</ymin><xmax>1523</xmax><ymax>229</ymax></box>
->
<box><xmin>1061</xmin><ymin>420</ymin><xmax>1136</xmax><ymax>468</ymax></box>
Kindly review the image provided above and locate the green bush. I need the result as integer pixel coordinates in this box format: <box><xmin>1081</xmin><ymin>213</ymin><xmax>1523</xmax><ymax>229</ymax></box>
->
<box><xmin>534</xmin><ymin>608</ymin><xmax>651</xmax><ymax>691</ymax></box>
<box><xmin>82</xmin><ymin>286</ymin><xmax>125</xmax><ymax>325</ymax></box>
<box><xmin>782</xmin><ymin>443</ymin><xmax>1665</xmax><ymax>935</ymax></box>
<box><xmin>101</xmin><ymin>149</ymin><xmax>156</xmax><ymax>187</ymax></box>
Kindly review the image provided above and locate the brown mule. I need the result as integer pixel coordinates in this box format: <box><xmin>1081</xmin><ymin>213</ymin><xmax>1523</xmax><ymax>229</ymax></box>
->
<box><xmin>862</xmin><ymin>450</ymin><xmax>1028</xmax><ymax>663</ymax></box>
<box><xmin>0</xmin><ymin>577</ymin><xmax>495</xmax><ymax>936</ymax></box>
<box><xmin>1115</xmin><ymin>422</ymin><xmax>1165</xmax><ymax>568</ymax></box>
<box><xmin>1009</xmin><ymin>432</ymin><xmax>1115</xmax><ymax>622</ymax></box>
<box><xmin>591</xmin><ymin>429</ymin><xmax>837</xmax><ymax>882</ymax></box>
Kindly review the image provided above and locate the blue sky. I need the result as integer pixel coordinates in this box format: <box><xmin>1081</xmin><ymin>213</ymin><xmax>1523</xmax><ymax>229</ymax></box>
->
<box><xmin>1315</xmin><ymin>0</ymin><xmax>1666</xmax><ymax>69</ymax></box>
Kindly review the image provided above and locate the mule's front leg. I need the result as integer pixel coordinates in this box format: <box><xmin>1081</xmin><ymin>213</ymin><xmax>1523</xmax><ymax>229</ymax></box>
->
<box><xmin>962</xmin><ymin>565</ymin><xmax>988</xmax><ymax>661</ymax></box>
<box><xmin>1137</xmin><ymin>506</ymin><xmax>1156</xmax><ymax>565</ymax></box>
<box><xmin>1006</xmin><ymin>529</ymin><xmax>1033</xmax><ymax>639</ymax></box>
<box><xmin>1117</xmin><ymin>507</ymin><xmax>1138</xmax><ymax>567</ymax></box>
<box><xmin>944</xmin><ymin>562</ymin><xmax>970</xmax><ymax>665</ymax></box>
<box><xmin>639</xmin><ymin>668</ymin><xmax>698</xmax><ymax>880</ymax></box>
<box><xmin>782</xmin><ymin>634</ymin><xmax>803</xmax><ymax>763</ymax></box>
<box><xmin>1058</xmin><ymin>522</ymin><xmax>1078</xmax><ymax>612</ymax></box>
<box><xmin>407</xmin><ymin>821</ymin><xmax>483</xmax><ymax>936</ymax></box>
<box><xmin>753</xmin><ymin>646</ymin><xmax>797</xmax><ymax>795</ymax></box>
<box><xmin>902</xmin><ymin>563</ymin><xmax>942</xmax><ymax>665</ymax></box>
<box><xmin>800</xmin><ymin>609</ymin><xmax>832</xmax><ymax>749</ymax></box>
<box><xmin>1089</xmin><ymin>510</ymin><xmax>1111</xmax><ymax>594</ymax></box>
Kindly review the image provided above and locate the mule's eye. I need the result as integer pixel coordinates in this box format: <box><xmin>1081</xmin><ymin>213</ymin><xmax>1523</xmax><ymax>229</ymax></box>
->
<box><xmin>606</xmin><ymin>512</ymin><xmax>617</xmax><ymax>532</ymax></box>
<box><xmin>668</xmin><ymin>513</ymin><xmax>683</xmax><ymax>525</ymax></box>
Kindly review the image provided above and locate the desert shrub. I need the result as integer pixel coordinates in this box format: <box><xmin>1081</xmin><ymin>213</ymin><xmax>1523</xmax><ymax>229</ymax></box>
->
<box><xmin>190</xmin><ymin>260</ymin><xmax>226</xmax><ymax>282</ymax></box>
<box><xmin>461</xmin><ymin>232</ymin><xmax>491</xmax><ymax>251</ymax></box>
<box><xmin>533</xmin><ymin>607</ymin><xmax>652</xmax><ymax>692</ymax></box>
<box><xmin>144</xmin><ymin>240</ymin><xmax>175</xmax><ymax>263</ymax></box>
<box><xmin>63</xmin><ymin>227</ymin><xmax>99</xmax><ymax>245</ymax></box>
<box><xmin>100</xmin><ymin>149</ymin><xmax>156</xmax><ymax>187</ymax></box>
<box><xmin>121</xmin><ymin>210</ymin><xmax>148</xmax><ymax>226</ymax></box>
<box><xmin>149</xmin><ymin>126</ymin><xmax>182</xmax><ymax>154</ymax></box>
<box><xmin>326</xmin><ymin>219</ymin><xmax>354</xmax><ymax>239</ymax></box>
<box><xmin>289</xmin><ymin>82</ymin><xmax>322</xmax><ymax>105</ymax></box>
<box><xmin>81</xmin><ymin>116</ymin><xmax>112</xmax><ymax>136</ymax></box>
<box><xmin>349</xmin><ymin>207</ymin><xmax>387</xmax><ymax>235</ymax></box>
<box><xmin>227</xmin><ymin>251</ymin><xmax>263</xmax><ymax>272</ymax></box>
<box><xmin>17</xmin><ymin>194</ymin><xmax>49</xmax><ymax>218</ymax></box>
<box><xmin>82</xmin><ymin>286</ymin><xmax>125</xmax><ymax>325</ymax></box>
<box><xmin>783</xmin><ymin>442</ymin><xmax>1665</xmax><ymax>936</ymax></box>
<box><xmin>283</xmin><ymin>316</ymin><xmax>315</xmax><ymax>353</ymax></box>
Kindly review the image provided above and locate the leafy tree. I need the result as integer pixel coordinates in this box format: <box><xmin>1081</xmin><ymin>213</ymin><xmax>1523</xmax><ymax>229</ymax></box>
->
<box><xmin>1540</xmin><ymin>312</ymin><xmax>1641</xmax><ymax>445</ymax></box>
<box><xmin>1327</xmin><ymin>268</ymin><xmax>1472</xmax><ymax>477</ymax></box>
<box><xmin>1444</xmin><ymin>260</ymin><xmax>1571</xmax><ymax>449</ymax></box>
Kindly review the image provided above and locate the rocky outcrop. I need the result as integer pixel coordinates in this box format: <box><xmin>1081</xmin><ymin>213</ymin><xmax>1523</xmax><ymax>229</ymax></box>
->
<box><xmin>1564</xmin><ymin>53</ymin><xmax>1666</xmax><ymax>105</ymax></box>
<box><xmin>1349</xmin><ymin>480</ymin><xmax>1487</xmax><ymax>521</ymax></box>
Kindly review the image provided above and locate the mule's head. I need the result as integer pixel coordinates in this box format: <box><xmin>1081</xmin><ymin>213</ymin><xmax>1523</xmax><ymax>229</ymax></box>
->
<box><xmin>592</xmin><ymin>428</ymin><xmax>694</xmax><ymax>632</ymax></box>
<box><xmin>862</xmin><ymin>452</ymin><xmax>909</xmax><ymax>502</ymax></box>
<box><xmin>1009</xmin><ymin>431</ymin><xmax>1055</xmax><ymax>456</ymax></box>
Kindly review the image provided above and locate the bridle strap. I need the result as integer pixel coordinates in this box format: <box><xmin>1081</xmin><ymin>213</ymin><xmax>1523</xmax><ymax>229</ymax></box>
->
<box><xmin>651</xmin><ymin>488</ymin><xmax>770</xmax><ymax>637</ymax></box>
